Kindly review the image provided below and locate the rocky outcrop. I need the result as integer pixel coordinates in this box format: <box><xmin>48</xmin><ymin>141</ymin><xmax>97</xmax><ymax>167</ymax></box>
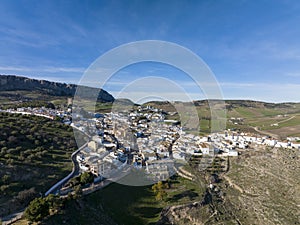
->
<box><xmin>0</xmin><ymin>75</ymin><xmax>114</xmax><ymax>102</ymax></box>
<box><xmin>156</xmin><ymin>201</ymin><xmax>204</xmax><ymax>225</ymax></box>
<box><xmin>156</xmin><ymin>190</ymin><xmax>214</xmax><ymax>225</ymax></box>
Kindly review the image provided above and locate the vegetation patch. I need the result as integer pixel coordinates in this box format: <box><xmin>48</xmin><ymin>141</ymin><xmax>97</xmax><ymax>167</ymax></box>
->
<box><xmin>43</xmin><ymin>175</ymin><xmax>204</xmax><ymax>225</ymax></box>
<box><xmin>0</xmin><ymin>112</ymin><xmax>77</xmax><ymax>217</ymax></box>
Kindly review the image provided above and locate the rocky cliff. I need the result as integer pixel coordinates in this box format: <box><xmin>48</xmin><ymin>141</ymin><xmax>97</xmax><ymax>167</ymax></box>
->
<box><xmin>0</xmin><ymin>75</ymin><xmax>114</xmax><ymax>102</ymax></box>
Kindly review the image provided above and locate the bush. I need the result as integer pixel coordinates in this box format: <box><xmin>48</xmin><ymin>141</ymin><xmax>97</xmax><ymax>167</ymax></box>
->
<box><xmin>73</xmin><ymin>185</ymin><xmax>83</xmax><ymax>199</ymax></box>
<box><xmin>80</xmin><ymin>172</ymin><xmax>94</xmax><ymax>185</ymax></box>
<box><xmin>45</xmin><ymin>194</ymin><xmax>63</xmax><ymax>212</ymax></box>
<box><xmin>0</xmin><ymin>185</ymin><xmax>9</xmax><ymax>193</ymax></box>
<box><xmin>24</xmin><ymin>197</ymin><xmax>49</xmax><ymax>222</ymax></box>
<box><xmin>1</xmin><ymin>146</ymin><xmax>7</xmax><ymax>153</ymax></box>
<box><xmin>15</xmin><ymin>187</ymin><xmax>37</xmax><ymax>205</ymax></box>
<box><xmin>151</xmin><ymin>181</ymin><xmax>169</xmax><ymax>201</ymax></box>
<box><xmin>2</xmin><ymin>174</ymin><xmax>10</xmax><ymax>184</ymax></box>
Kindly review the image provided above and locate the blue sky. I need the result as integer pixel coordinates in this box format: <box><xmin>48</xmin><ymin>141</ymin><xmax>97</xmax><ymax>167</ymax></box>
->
<box><xmin>0</xmin><ymin>0</ymin><xmax>300</xmax><ymax>102</ymax></box>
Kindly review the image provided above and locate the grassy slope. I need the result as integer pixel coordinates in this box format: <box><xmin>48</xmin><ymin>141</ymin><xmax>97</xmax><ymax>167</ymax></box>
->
<box><xmin>143</xmin><ymin>100</ymin><xmax>300</xmax><ymax>137</ymax></box>
<box><xmin>0</xmin><ymin>90</ymin><xmax>68</xmax><ymax>109</ymax></box>
<box><xmin>43</xmin><ymin>175</ymin><xmax>205</xmax><ymax>225</ymax></box>
<box><xmin>7</xmin><ymin>99</ymin><xmax>299</xmax><ymax>224</ymax></box>
<box><xmin>0</xmin><ymin>113</ymin><xmax>77</xmax><ymax>217</ymax></box>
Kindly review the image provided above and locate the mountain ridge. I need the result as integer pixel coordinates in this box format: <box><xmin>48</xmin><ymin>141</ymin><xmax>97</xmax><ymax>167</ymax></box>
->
<box><xmin>0</xmin><ymin>74</ymin><xmax>114</xmax><ymax>102</ymax></box>
<box><xmin>1</xmin><ymin>74</ymin><xmax>299</xmax><ymax>105</ymax></box>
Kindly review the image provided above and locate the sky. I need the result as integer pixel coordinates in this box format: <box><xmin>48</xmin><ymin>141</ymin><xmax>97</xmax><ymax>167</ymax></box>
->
<box><xmin>0</xmin><ymin>0</ymin><xmax>300</xmax><ymax>102</ymax></box>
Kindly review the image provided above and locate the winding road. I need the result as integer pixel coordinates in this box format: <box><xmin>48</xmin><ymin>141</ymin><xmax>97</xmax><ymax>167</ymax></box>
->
<box><xmin>44</xmin><ymin>141</ymin><xmax>88</xmax><ymax>196</ymax></box>
<box><xmin>0</xmin><ymin>111</ymin><xmax>90</xmax><ymax>224</ymax></box>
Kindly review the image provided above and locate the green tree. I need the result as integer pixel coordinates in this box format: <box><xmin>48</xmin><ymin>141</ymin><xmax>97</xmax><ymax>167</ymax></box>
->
<box><xmin>155</xmin><ymin>189</ymin><xmax>167</xmax><ymax>201</ymax></box>
<box><xmin>2</xmin><ymin>174</ymin><xmax>10</xmax><ymax>184</ymax></box>
<box><xmin>15</xmin><ymin>187</ymin><xmax>36</xmax><ymax>205</ymax></box>
<box><xmin>54</xmin><ymin>116</ymin><xmax>62</xmax><ymax>122</ymax></box>
<box><xmin>152</xmin><ymin>181</ymin><xmax>168</xmax><ymax>201</ymax></box>
<box><xmin>24</xmin><ymin>197</ymin><xmax>49</xmax><ymax>222</ymax></box>
<box><xmin>0</xmin><ymin>185</ymin><xmax>9</xmax><ymax>193</ymax></box>
<box><xmin>34</xmin><ymin>140</ymin><xmax>40</xmax><ymax>146</ymax></box>
<box><xmin>73</xmin><ymin>185</ymin><xmax>83</xmax><ymax>199</ymax></box>
<box><xmin>80</xmin><ymin>172</ymin><xmax>94</xmax><ymax>185</ymax></box>
<box><xmin>45</xmin><ymin>194</ymin><xmax>62</xmax><ymax>213</ymax></box>
<box><xmin>7</xmin><ymin>158</ymin><xmax>14</xmax><ymax>165</ymax></box>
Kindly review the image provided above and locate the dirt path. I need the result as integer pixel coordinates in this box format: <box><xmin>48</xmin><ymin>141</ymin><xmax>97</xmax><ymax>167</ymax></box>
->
<box><xmin>223</xmin><ymin>175</ymin><xmax>244</xmax><ymax>194</ymax></box>
<box><xmin>252</xmin><ymin>126</ymin><xmax>280</xmax><ymax>139</ymax></box>
<box><xmin>277</xmin><ymin>115</ymin><xmax>295</xmax><ymax>124</ymax></box>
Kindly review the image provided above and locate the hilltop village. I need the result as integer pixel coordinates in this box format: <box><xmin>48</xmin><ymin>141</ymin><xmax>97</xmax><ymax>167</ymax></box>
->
<box><xmin>70</xmin><ymin>105</ymin><xmax>300</xmax><ymax>182</ymax></box>
<box><xmin>2</xmin><ymin>104</ymin><xmax>300</xmax><ymax>183</ymax></box>
<box><xmin>1</xmin><ymin>105</ymin><xmax>299</xmax><ymax>182</ymax></box>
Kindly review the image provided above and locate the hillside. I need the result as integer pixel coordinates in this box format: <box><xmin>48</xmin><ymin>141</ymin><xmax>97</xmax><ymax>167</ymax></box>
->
<box><xmin>143</xmin><ymin>100</ymin><xmax>300</xmax><ymax>138</ymax></box>
<box><xmin>92</xmin><ymin>99</ymin><xmax>300</xmax><ymax>137</ymax></box>
<box><xmin>39</xmin><ymin>146</ymin><xmax>300</xmax><ymax>225</ymax></box>
<box><xmin>1</xmin><ymin>76</ymin><xmax>298</xmax><ymax>224</ymax></box>
<box><xmin>1</xmin><ymin>75</ymin><xmax>298</xmax><ymax>136</ymax></box>
<box><xmin>41</xmin><ymin>175</ymin><xmax>205</xmax><ymax>225</ymax></box>
<box><xmin>157</xmin><ymin>147</ymin><xmax>299</xmax><ymax>225</ymax></box>
<box><xmin>0</xmin><ymin>112</ymin><xmax>79</xmax><ymax>218</ymax></box>
<box><xmin>0</xmin><ymin>75</ymin><xmax>114</xmax><ymax>106</ymax></box>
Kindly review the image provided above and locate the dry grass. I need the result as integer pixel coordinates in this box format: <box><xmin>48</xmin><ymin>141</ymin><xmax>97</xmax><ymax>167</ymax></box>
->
<box><xmin>226</xmin><ymin>147</ymin><xmax>300</xmax><ymax>225</ymax></box>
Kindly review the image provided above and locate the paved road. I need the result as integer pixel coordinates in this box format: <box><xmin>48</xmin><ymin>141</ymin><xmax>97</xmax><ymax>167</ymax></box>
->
<box><xmin>1</xmin><ymin>210</ymin><xmax>24</xmax><ymax>225</ymax></box>
<box><xmin>0</xmin><ymin>110</ymin><xmax>91</xmax><ymax>223</ymax></box>
<box><xmin>45</xmin><ymin>141</ymin><xmax>88</xmax><ymax>196</ymax></box>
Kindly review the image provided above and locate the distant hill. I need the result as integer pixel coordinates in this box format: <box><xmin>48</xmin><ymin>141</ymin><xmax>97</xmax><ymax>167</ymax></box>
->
<box><xmin>144</xmin><ymin>99</ymin><xmax>300</xmax><ymax>112</ymax></box>
<box><xmin>142</xmin><ymin>99</ymin><xmax>300</xmax><ymax>137</ymax></box>
<box><xmin>0</xmin><ymin>75</ymin><xmax>114</xmax><ymax>102</ymax></box>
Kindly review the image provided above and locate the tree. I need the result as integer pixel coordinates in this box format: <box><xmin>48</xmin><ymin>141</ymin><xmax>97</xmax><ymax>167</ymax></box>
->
<box><xmin>0</xmin><ymin>185</ymin><xmax>9</xmax><ymax>193</ymax></box>
<box><xmin>15</xmin><ymin>187</ymin><xmax>37</xmax><ymax>205</ymax></box>
<box><xmin>7</xmin><ymin>158</ymin><xmax>14</xmax><ymax>165</ymax></box>
<box><xmin>54</xmin><ymin>116</ymin><xmax>62</xmax><ymax>122</ymax></box>
<box><xmin>2</xmin><ymin>174</ymin><xmax>10</xmax><ymax>184</ymax></box>
<box><xmin>45</xmin><ymin>194</ymin><xmax>62</xmax><ymax>213</ymax></box>
<box><xmin>69</xmin><ymin>176</ymin><xmax>80</xmax><ymax>187</ymax></box>
<box><xmin>73</xmin><ymin>185</ymin><xmax>83</xmax><ymax>199</ymax></box>
<box><xmin>152</xmin><ymin>181</ymin><xmax>168</xmax><ymax>201</ymax></box>
<box><xmin>24</xmin><ymin>197</ymin><xmax>49</xmax><ymax>222</ymax></box>
<box><xmin>46</xmin><ymin>102</ymin><xmax>55</xmax><ymax>109</ymax></box>
<box><xmin>8</xmin><ymin>135</ymin><xmax>17</xmax><ymax>143</ymax></box>
<box><xmin>80</xmin><ymin>172</ymin><xmax>94</xmax><ymax>185</ymax></box>
<box><xmin>155</xmin><ymin>189</ymin><xmax>166</xmax><ymax>201</ymax></box>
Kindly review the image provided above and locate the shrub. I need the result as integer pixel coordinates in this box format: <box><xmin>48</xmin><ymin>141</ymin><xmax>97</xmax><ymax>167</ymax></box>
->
<box><xmin>2</xmin><ymin>174</ymin><xmax>11</xmax><ymax>184</ymax></box>
<box><xmin>24</xmin><ymin>197</ymin><xmax>49</xmax><ymax>222</ymax></box>
<box><xmin>80</xmin><ymin>172</ymin><xmax>94</xmax><ymax>185</ymax></box>
<box><xmin>15</xmin><ymin>187</ymin><xmax>37</xmax><ymax>205</ymax></box>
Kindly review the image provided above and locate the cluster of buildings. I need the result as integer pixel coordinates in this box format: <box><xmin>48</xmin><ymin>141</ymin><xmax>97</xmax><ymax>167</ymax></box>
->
<box><xmin>228</xmin><ymin>117</ymin><xmax>244</xmax><ymax>125</ymax></box>
<box><xmin>217</xmin><ymin>131</ymin><xmax>300</xmax><ymax>150</ymax></box>
<box><xmin>72</xmin><ymin>106</ymin><xmax>238</xmax><ymax>182</ymax></box>
<box><xmin>76</xmin><ymin>136</ymin><xmax>127</xmax><ymax>181</ymax></box>
<box><xmin>72</xmin><ymin>104</ymin><xmax>300</xmax><ymax>183</ymax></box>
<box><xmin>3</xmin><ymin>104</ymin><xmax>299</xmax><ymax>183</ymax></box>
<box><xmin>73</xmin><ymin>106</ymin><xmax>177</xmax><ymax>182</ymax></box>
